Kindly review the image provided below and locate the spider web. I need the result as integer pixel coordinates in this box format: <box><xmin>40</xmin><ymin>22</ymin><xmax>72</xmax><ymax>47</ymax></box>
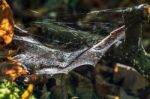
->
<box><xmin>13</xmin><ymin>7</ymin><xmax>127</xmax><ymax>76</ymax></box>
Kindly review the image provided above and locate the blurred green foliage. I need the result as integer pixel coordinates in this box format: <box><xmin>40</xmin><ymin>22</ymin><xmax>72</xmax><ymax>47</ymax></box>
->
<box><xmin>0</xmin><ymin>79</ymin><xmax>23</xmax><ymax>99</ymax></box>
<box><xmin>0</xmin><ymin>79</ymin><xmax>36</xmax><ymax>99</ymax></box>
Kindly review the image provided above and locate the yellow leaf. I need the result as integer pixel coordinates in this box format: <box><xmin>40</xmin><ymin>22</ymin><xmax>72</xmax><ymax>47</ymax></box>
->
<box><xmin>148</xmin><ymin>5</ymin><xmax>150</xmax><ymax>14</ymax></box>
<box><xmin>21</xmin><ymin>84</ymin><xmax>34</xmax><ymax>99</ymax></box>
<box><xmin>114</xmin><ymin>96</ymin><xmax>119</xmax><ymax>99</ymax></box>
<box><xmin>0</xmin><ymin>0</ymin><xmax>14</xmax><ymax>45</ymax></box>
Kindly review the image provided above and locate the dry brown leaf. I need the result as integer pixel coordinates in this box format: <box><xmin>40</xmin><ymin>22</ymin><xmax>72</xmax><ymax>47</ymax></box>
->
<box><xmin>0</xmin><ymin>0</ymin><xmax>14</xmax><ymax>45</ymax></box>
<box><xmin>0</xmin><ymin>63</ymin><xmax>28</xmax><ymax>81</ymax></box>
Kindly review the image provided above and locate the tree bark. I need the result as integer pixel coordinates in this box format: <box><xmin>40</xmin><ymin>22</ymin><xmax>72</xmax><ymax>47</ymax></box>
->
<box><xmin>113</xmin><ymin>4</ymin><xmax>150</xmax><ymax>80</ymax></box>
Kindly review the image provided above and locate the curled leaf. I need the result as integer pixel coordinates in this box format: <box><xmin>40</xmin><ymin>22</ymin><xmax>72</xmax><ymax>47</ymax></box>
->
<box><xmin>21</xmin><ymin>84</ymin><xmax>34</xmax><ymax>99</ymax></box>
